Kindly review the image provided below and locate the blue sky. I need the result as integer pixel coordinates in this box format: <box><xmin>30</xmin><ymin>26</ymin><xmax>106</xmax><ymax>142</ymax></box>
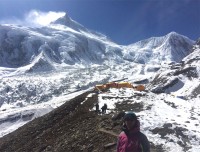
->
<box><xmin>0</xmin><ymin>0</ymin><xmax>199</xmax><ymax>45</ymax></box>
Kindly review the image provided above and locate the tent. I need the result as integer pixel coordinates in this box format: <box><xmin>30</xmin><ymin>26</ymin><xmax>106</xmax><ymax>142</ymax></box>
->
<box><xmin>94</xmin><ymin>82</ymin><xmax>145</xmax><ymax>92</ymax></box>
<box><xmin>106</xmin><ymin>82</ymin><xmax>118</xmax><ymax>88</ymax></box>
<box><xmin>94</xmin><ymin>84</ymin><xmax>107</xmax><ymax>91</ymax></box>
<box><xmin>135</xmin><ymin>85</ymin><xmax>145</xmax><ymax>91</ymax></box>
<box><xmin>117</xmin><ymin>82</ymin><xmax>133</xmax><ymax>88</ymax></box>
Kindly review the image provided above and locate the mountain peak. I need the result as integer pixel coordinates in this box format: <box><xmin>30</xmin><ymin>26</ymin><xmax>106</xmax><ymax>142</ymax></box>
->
<box><xmin>167</xmin><ymin>31</ymin><xmax>178</xmax><ymax>36</ymax></box>
<box><xmin>125</xmin><ymin>31</ymin><xmax>194</xmax><ymax>63</ymax></box>
<box><xmin>165</xmin><ymin>31</ymin><xmax>184</xmax><ymax>40</ymax></box>
<box><xmin>51</xmin><ymin>13</ymin><xmax>71</xmax><ymax>25</ymax></box>
<box><xmin>50</xmin><ymin>13</ymin><xmax>87</xmax><ymax>32</ymax></box>
<box><xmin>166</xmin><ymin>31</ymin><xmax>193</xmax><ymax>42</ymax></box>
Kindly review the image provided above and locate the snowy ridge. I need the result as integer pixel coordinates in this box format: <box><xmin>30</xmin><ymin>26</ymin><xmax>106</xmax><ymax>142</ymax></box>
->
<box><xmin>123</xmin><ymin>32</ymin><xmax>194</xmax><ymax>64</ymax></box>
<box><xmin>149</xmin><ymin>39</ymin><xmax>200</xmax><ymax>99</ymax></box>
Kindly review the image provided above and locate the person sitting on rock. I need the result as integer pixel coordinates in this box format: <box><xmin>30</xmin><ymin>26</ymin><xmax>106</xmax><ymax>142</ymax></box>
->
<box><xmin>117</xmin><ymin>111</ymin><xmax>150</xmax><ymax>152</ymax></box>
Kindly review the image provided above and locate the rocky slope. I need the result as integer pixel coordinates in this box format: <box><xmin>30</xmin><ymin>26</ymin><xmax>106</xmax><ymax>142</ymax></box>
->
<box><xmin>0</xmin><ymin>90</ymin><xmax>165</xmax><ymax>152</ymax></box>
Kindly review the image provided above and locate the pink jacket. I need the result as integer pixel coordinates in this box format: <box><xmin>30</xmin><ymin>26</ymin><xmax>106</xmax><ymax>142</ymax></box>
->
<box><xmin>117</xmin><ymin>120</ymin><xmax>150</xmax><ymax>152</ymax></box>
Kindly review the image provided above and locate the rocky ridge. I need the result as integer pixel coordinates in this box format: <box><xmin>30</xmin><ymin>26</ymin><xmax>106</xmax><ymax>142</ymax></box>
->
<box><xmin>0</xmin><ymin>90</ymin><xmax>166</xmax><ymax>152</ymax></box>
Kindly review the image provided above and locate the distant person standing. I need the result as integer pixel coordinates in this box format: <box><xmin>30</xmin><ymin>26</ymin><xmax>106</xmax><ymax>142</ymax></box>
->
<box><xmin>101</xmin><ymin>103</ymin><xmax>107</xmax><ymax>114</ymax></box>
<box><xmin>95</xmin><ymin>102</ymin><xmax>99</xmax><ymax>113</ymax></box>
<box><xmin>104</xmin><ymin>103</ymin><xmax>107</xmax><ymax>113</ymax></box>
<box><xmin>117</xmin><ymin>112</ymin><xmax>150</xmax><ymax>152</ymax></box>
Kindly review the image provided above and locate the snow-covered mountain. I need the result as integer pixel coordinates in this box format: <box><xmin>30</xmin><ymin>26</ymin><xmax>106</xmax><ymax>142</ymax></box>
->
<box><xmin>123</xmin><ymin>32</ymin><xmax>194</xmax><ymax>64</ymax></box>
<box><xmin>0</xmin><ymin>19</ymin><xmax>195</xmax><ymax>112</ymax></box>
<box><xmin>0</xmin><ymin>15</ymin><xmax>194</xmax><ymax>75</ymax></box>
<box><xmin>0</xmin><ymin>12</ymin><xmax>199</xmax><ymax>148</ymax></box>
<box><xmin>148</xmin><ymin>38</ymin><xmax>200</xmax><ymax>99</ymax></box>
<box><xmin>0</xmin><ymin>21</ymin><xmax>125</xmax><ymax>74</ymax></box>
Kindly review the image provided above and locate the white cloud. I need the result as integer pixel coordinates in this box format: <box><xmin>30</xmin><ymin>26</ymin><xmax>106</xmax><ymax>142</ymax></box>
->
<box><xmin>25</xmin><ymin>10</ymin><xmax>65</xmax><ymax>26</ymax></box>
<box><xmin>0</xmin><ymin>10</ymin><xmax>65</xmax><ymax>27</ymax></box>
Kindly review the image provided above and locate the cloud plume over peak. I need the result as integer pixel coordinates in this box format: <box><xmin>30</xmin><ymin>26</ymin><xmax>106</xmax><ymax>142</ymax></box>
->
<box><xmin>0</xmin><ymin>10</ymin><xmax>65</xmax><ymax>27</ymax></box>
<box><xmin>25</xmin><ymin>10</ymin><xmax>65</xmax><ymax>26</ymax></box>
